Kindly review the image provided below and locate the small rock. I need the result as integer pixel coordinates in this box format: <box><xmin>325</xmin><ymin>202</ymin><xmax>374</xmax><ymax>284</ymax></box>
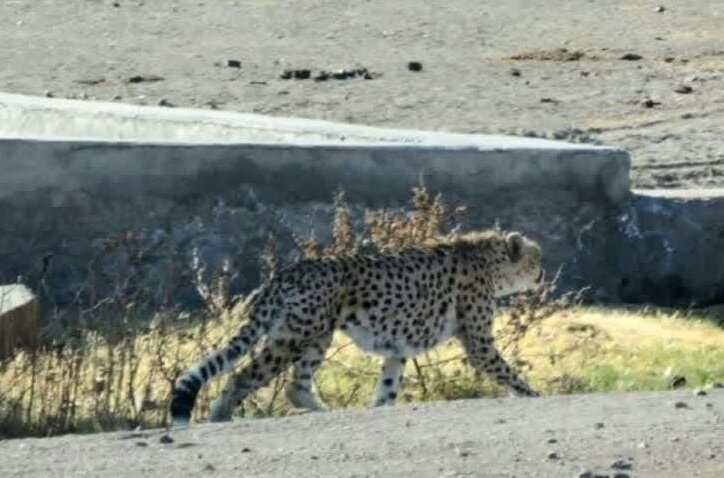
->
<box><xmin>655</xmin><ymin>6</ymin><xmax>666</xmax><ymax>12</ymax></box>
<box><xmin>113</xmin><ymin>2</ymin><xmax>121</xmax><ymax>7</ymax></box>
<box><xmin>671</xmin><ymin>436</ymin><xmax>681</xmax><ymax>442</ymax></box>
<box><xmin>674</xmin><ymin>85</ymin><xmax>693</xmax><ymax>94</ymax></box>
<box><xmin>280</xmin><ymin>69</ymin><xmax>293</xmax><ymax>79</ymax></box>
<box><xmin>407</xmin><ymin>61</ymin><xmax>423</xmax><ymax>72</ymax></box>
<box><xmin>241</xmin><ymin>447</ymin><xmax>251</xmax><ymax>453</ymax></box>
<box><xmin>694</xmin><ymin>388</ymin><xmax>707</xmax><ymax>396</ymax></box>
<box><xmin>135</xmin><ymin>441</ymin><xmax>149</xmax><ymax>447</ymax></box>
<box><xmin>620</xmin><ymin>53</ymin><xmax>643</xmax><ymax>61</ymax></box>
<box><xmin>613</xmin><ymin>474</ymin><xmax>631</xmax><ymax>478</ymax></box>
<box><xmin>457</xmin><ymin>448</ymin><xmax>470</xmax><ymax>458</ymax></box>
<box><xmin>540</xmin><ymin>97</ymin><xmax>558</xmax><ymax>104</ymax></box>
<box><xmin>510</xmin><ymin>68</ymin><xmax>521</xmax><ymax>77</ymax></box>
<box><xmin>314</xmin><ymin>71</ymin><xmax>330</xmax><ymax>82</ymax></box>
<box><xmin>547</xmin><ymin>438</ymin><xmax>558</xmax><ymax>444</ymax></box>
<box><xmin>227</xmin><ymin>59</ymin><xmax>242</xmax><ymax>68</ymax></box>
<box><xmin>664</xmin><ymin>56</ymin><xmax>675</xmax><ymax>63</ymax></box>
<box><xmin>74</xmin><ymin>77</ymin><xmax>105</xmax><ymax>86</ymax></box>
<box><xmin>611</xmin><ymin>459</ymin><xmax>633</xmax><ymax>470</ymax></box>
<box><xmin>580</xmin><ymin>71</ymin><xmax>590</xmax><ymax>77</ymax></box>
<box><xmin>674</xmin><ymin>401</ymin><xmax>690</xmax><ymax>409</ymax></box>
<box><xmin>642</xmin><ymin>99</ymin><xmax>661</xmax><ymax>108</ymax></box>
<box><xmin>546</xmin><ymin>451</ymin><xmax>560</xmax><ymax>460</ymax></box>
<box><xmin>158</xmin><ymin>98</ymin><xmax>175</xmax><ymax>107</ymax></box>
<box><xmin>310</xmin><ymin>455</ymin><xmax>319</xmax><ymax>460</ymax></box>
<box><xmin>203</xmin><ymin>463</ymin><xmax>215</xmax><ymax>472</ymax></box>
<box><xmin>711</xmin><ymin>382</ymin><xmax>723</xmax><ymax>389</ymax></box>
<box><xmin>594</xmin><ymin>422</ymin><xmax>605</xmax><ymax>430</ymax></box>
<box><xmin>44</xmin><ymin>90</ymin><xmax>54</xmax><ymax>98</ymax></box>
<box><xmin>577</xmin><ymin>471</ymin><xmax>608</xmax><ymax>478</ymax></box>
<box><xmin>159</xmin><ymin>434</ymin><xmax>175</xmax><ymax>444</ymax></box>
<box><xmin>126</xmin><ymin>74</ymin><xmax>164</xmax><ymax>84</ymax></box>
<box><xmin>294</xmin><ymin>69</ymin><xmax>311</xmax><ymax>80</ymax></box>
<box><xmin>638</xmin><ymin>441</ymin><xmax>648</xmax><ymax>449</ymax></box>
<box><xmin>670</xmin><ymin>375</ymin><xmax>687</xmax><ymax>389</ymax></box>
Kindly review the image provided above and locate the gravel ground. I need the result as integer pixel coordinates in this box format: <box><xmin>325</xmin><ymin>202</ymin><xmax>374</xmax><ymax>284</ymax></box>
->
<box><xmin>1</xmin><ymin>0</ymin><xmax>723</xmax><ymax>189</ymax></box>
<box><xmin>1</xmin><ymin>390</ymin><xmax>722</xmax><ymax>477</ymax></box>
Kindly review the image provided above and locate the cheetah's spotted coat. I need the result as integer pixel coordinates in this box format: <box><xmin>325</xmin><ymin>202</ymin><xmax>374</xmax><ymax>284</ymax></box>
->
<box><xmin>170</xmin><ymin>230</ymin><xmax>544</xmax><ymax>426</ymax></box>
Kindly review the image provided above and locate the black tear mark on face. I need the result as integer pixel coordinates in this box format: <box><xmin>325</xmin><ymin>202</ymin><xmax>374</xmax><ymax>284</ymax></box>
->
<box><xmin>506</xmin><ymin>233</ymin><xmax>523</xmax><ymax>263</ymax></box>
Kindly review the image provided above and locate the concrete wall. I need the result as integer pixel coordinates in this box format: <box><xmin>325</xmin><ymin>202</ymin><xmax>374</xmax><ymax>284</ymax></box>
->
<box><xmin>1</xmin><ymin>92</ymin><xmax>721</xmax><ymax>310</ymax></box>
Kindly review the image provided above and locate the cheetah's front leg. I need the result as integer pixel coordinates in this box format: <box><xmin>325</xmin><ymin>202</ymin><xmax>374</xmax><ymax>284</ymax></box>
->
<box><xmin>372</xmin><ymin>357</ymin><xmax>407</xmax><ymax>406</ymax></box>
<box><xmin>459</xmin><ymin>333</ymin><xmax>540</xmax><ymax>398</ymax></box>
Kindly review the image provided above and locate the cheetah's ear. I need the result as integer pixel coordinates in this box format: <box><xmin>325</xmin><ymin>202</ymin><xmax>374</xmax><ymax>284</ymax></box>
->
<box><xmin>505</xmin><ymin>232</ymin><xmax>524</xmax><ymax>263</ymax></box>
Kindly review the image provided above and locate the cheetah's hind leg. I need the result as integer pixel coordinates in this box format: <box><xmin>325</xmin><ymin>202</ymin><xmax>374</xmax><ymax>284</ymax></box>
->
<box><xmin>284</xmin><ymin>336</ymin><xmax>332</xmax><ymax>412</ymax></box>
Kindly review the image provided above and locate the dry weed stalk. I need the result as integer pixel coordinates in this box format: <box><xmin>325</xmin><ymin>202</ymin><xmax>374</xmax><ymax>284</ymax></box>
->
<box><xmin>1</xmin><ymin>185</ymin><xmax>575</xmax><ymax>438</ymax></box>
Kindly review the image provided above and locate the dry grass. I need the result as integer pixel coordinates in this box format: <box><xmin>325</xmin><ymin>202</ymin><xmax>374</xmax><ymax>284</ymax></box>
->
<box><xmin>1</xmin><ymin>186</ymin><xmax>721</xmax><ymax>439</ymax></box>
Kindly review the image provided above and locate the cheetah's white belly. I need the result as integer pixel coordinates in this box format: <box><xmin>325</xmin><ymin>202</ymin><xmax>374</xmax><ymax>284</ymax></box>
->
<box><xmin>341</xmin><ymin>309</ymin><xmax>457</xmax><ymax>359</ymax></box>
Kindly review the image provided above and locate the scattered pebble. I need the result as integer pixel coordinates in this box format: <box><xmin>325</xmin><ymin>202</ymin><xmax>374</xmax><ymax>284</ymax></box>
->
<box><xmin>694</xmin><ymin>388</ymin><xmax>707</xmax><ymax>396</ymax></box>
<box><xmin>547</xmin><ymin>438</ymin><xmax>558</xmax><ymax>444</ymax></box>
<box><xmin>203</xmin><ymin>463</ymin><xmax>215</xmax><ymax>472</ymax></box>
<box><xmin>540</xmin><ymin>97</ymin><xmax>558</xmax><ymax>104</ymax></box>
<box><xmin>44</xmin><ymin>90</ymin><xmax>54</xmax><ymax>98</ymax></box>
<box><xmin>664</xmin><ymin>56</ymin><xmax>675</xmax><ymax>62</ymax></box>
<box><xmin>310</xmin><ymin>455</ymin><xmax>319</xmax><ymax>460</ymax></box>
<box><xmin>711</xmin><ymin>382</ymin><xmax>723</xmax><ymax>389</ymax></box>
<box><xmin>227</xmin><ymin>59</ymin><xmax>242</xmax><ymax>68</ymax></box>
<box><xmin>135</xmin><ymin>441</ymin><xmax>149</xmax><ymax>447</ymax></box>
<box><xmin>674</xmin><ymin>85</ymin><xmax>693</xmax><ymax>94</ymax></box>
<box><xmin>159</xmin><ymin>434</ymin><xmax>175</xmax><ymax>444</ymax></box>
<box><xmin>546</xmin><ymin>451</ymin><xmax>560</xmax><ymax>460</ymax></box>
<box><xmin>642</xmin><ymin>98</ymin><xmax>661</xmax><ymax>108</ymax></box>
<box><xmin>456</xmin><ymin>448</ymin><xmax>470</xmax><ymax>458</ymax></box>
<box><xmin>158</xmin><ymin>98</ymin><xmax>175</xmax><ymax>107</ymax></box>
<box><xmin>611</xmin><ymin>458</ymin><xmax>633</xmax><ymax>470</ymax></box>
<box><xmin>577</xmin><ymin>471</ymin><xmax>609</xmax><ymax>478</ymax></box>
<box><xmin>407</xmin><ymin>61</ymin><xmax>423</xmax><ymax>72</ymax></box>
<box><xmin>655</xmin><ymin>6</ymin><xmax>666</xmax><ymax>13</ymax></box>
<box><xmin>510</xmin><ymin>68</ymin><xmax>521</xmax><ymax>77</ymax></box>
<box><xmin>126</xmin><ymin>74</ymin><xmax>164</xmax><ymax>84</ymax></box>
<box><xmin>594</xmin><ymin>422</ymin><xmax>605</xmax><ymax>430</ymax></box>
<box><xmin>313</xmin><ymin>67</ymin><xmax>375</xmax><ymax>82</ymax></box>
<box><xmin>74</xmin><ymin>77</ymin><xmax>105</xmax><ymax>86</ymax></box>
<box><xmin>241</xmin><ymin>447</ymin><xmax>252</xmax><ymax>453</ymax></box>
<box><xmin>674</xmin><ymin>401</ymin><xmax>690</xmax><ymax>409</ymax></box>
<box><xmin>613</xmin><ymin>474</ymin><xmax>631</xmax><ymax>478</ymax></box>
<box><xmin>620</xmin><ymin>53</ymin><xmax>643</xmax><ymax>61</ymax></box>
<box><xmin>670</xmin><ymin>375</ymin><xmax>687</xmax><ymax>389</ymax></box>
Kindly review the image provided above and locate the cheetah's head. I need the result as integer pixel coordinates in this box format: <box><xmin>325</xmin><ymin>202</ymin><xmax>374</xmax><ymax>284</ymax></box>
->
<box><xmin>488</xmin><ymin>232</ymin><xmax>544</xmax><ymax>298</ymax></box>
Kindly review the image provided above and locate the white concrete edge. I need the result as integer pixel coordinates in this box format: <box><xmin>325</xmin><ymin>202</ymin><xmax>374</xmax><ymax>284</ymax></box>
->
<box><xmin>633</xmin><ymin>188</ymin><xmax>724</xmax><ymax>199</ymax></box>
<box><xmin>0</xmin><ymin>91</ymin><xmax>623</xmax><ymax>152</ymax></box>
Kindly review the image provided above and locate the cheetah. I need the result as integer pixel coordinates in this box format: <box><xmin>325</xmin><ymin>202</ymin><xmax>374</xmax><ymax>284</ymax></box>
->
<box><xmin>170</xmin><ymin>230</ymin><xmax>544</xmax><ymax>427</ymax></box>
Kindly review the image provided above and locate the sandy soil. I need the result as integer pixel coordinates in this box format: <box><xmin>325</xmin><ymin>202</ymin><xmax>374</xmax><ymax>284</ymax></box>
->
<box><xmin>1</xmin><ymin>0</ymin><xmax>723</xmax><ymax>189</ymax></box>
<box><xmin>1</xmin><ymin>390</ymin><xmax>722</xmax><ymax>477</ymax></box>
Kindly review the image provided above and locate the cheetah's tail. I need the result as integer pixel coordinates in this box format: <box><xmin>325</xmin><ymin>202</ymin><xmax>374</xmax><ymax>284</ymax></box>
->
<box><xmin>169</xmin><ymin>293</ymin><xmax>263</xmax><ymax>428</ymax></box>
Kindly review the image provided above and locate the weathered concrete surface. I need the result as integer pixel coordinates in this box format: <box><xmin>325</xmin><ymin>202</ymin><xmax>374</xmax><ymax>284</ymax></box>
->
<box><xmin>0</xmin><ymin>93</ymin><xmax>631</xmax><ymax>310</ymax></box>
<box><xmin>1</xmin><ymin>390</ymin><xmax>722</xmax><ymax>477</ymax></box>
<box><xmin>0</xmin><ymin>284</ymin><xmax>42</xmax><ymax>360</ymax></box>
<box><xmin>616</xmin><ymin>189</ymin><xmax>724</xmax><ymax>306</ymax></box>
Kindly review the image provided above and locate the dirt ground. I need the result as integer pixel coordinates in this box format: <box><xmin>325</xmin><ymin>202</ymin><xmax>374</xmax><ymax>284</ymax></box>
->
<box><xmin>1</xmin><ymin>0</ymin><xmax>723</xmax><ymax>189</ymax></box>
<box><xmin>1</xmin><ymin>390</ymin><xmax>722</xmax><ymax>477</ymax></box>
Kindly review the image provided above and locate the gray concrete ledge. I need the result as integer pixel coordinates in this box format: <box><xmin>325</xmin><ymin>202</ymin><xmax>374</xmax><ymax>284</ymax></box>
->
<box><xmin>11</xmin><ymin>91</ymin><xmax>723</xmax><ymax>309</ymax></box>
